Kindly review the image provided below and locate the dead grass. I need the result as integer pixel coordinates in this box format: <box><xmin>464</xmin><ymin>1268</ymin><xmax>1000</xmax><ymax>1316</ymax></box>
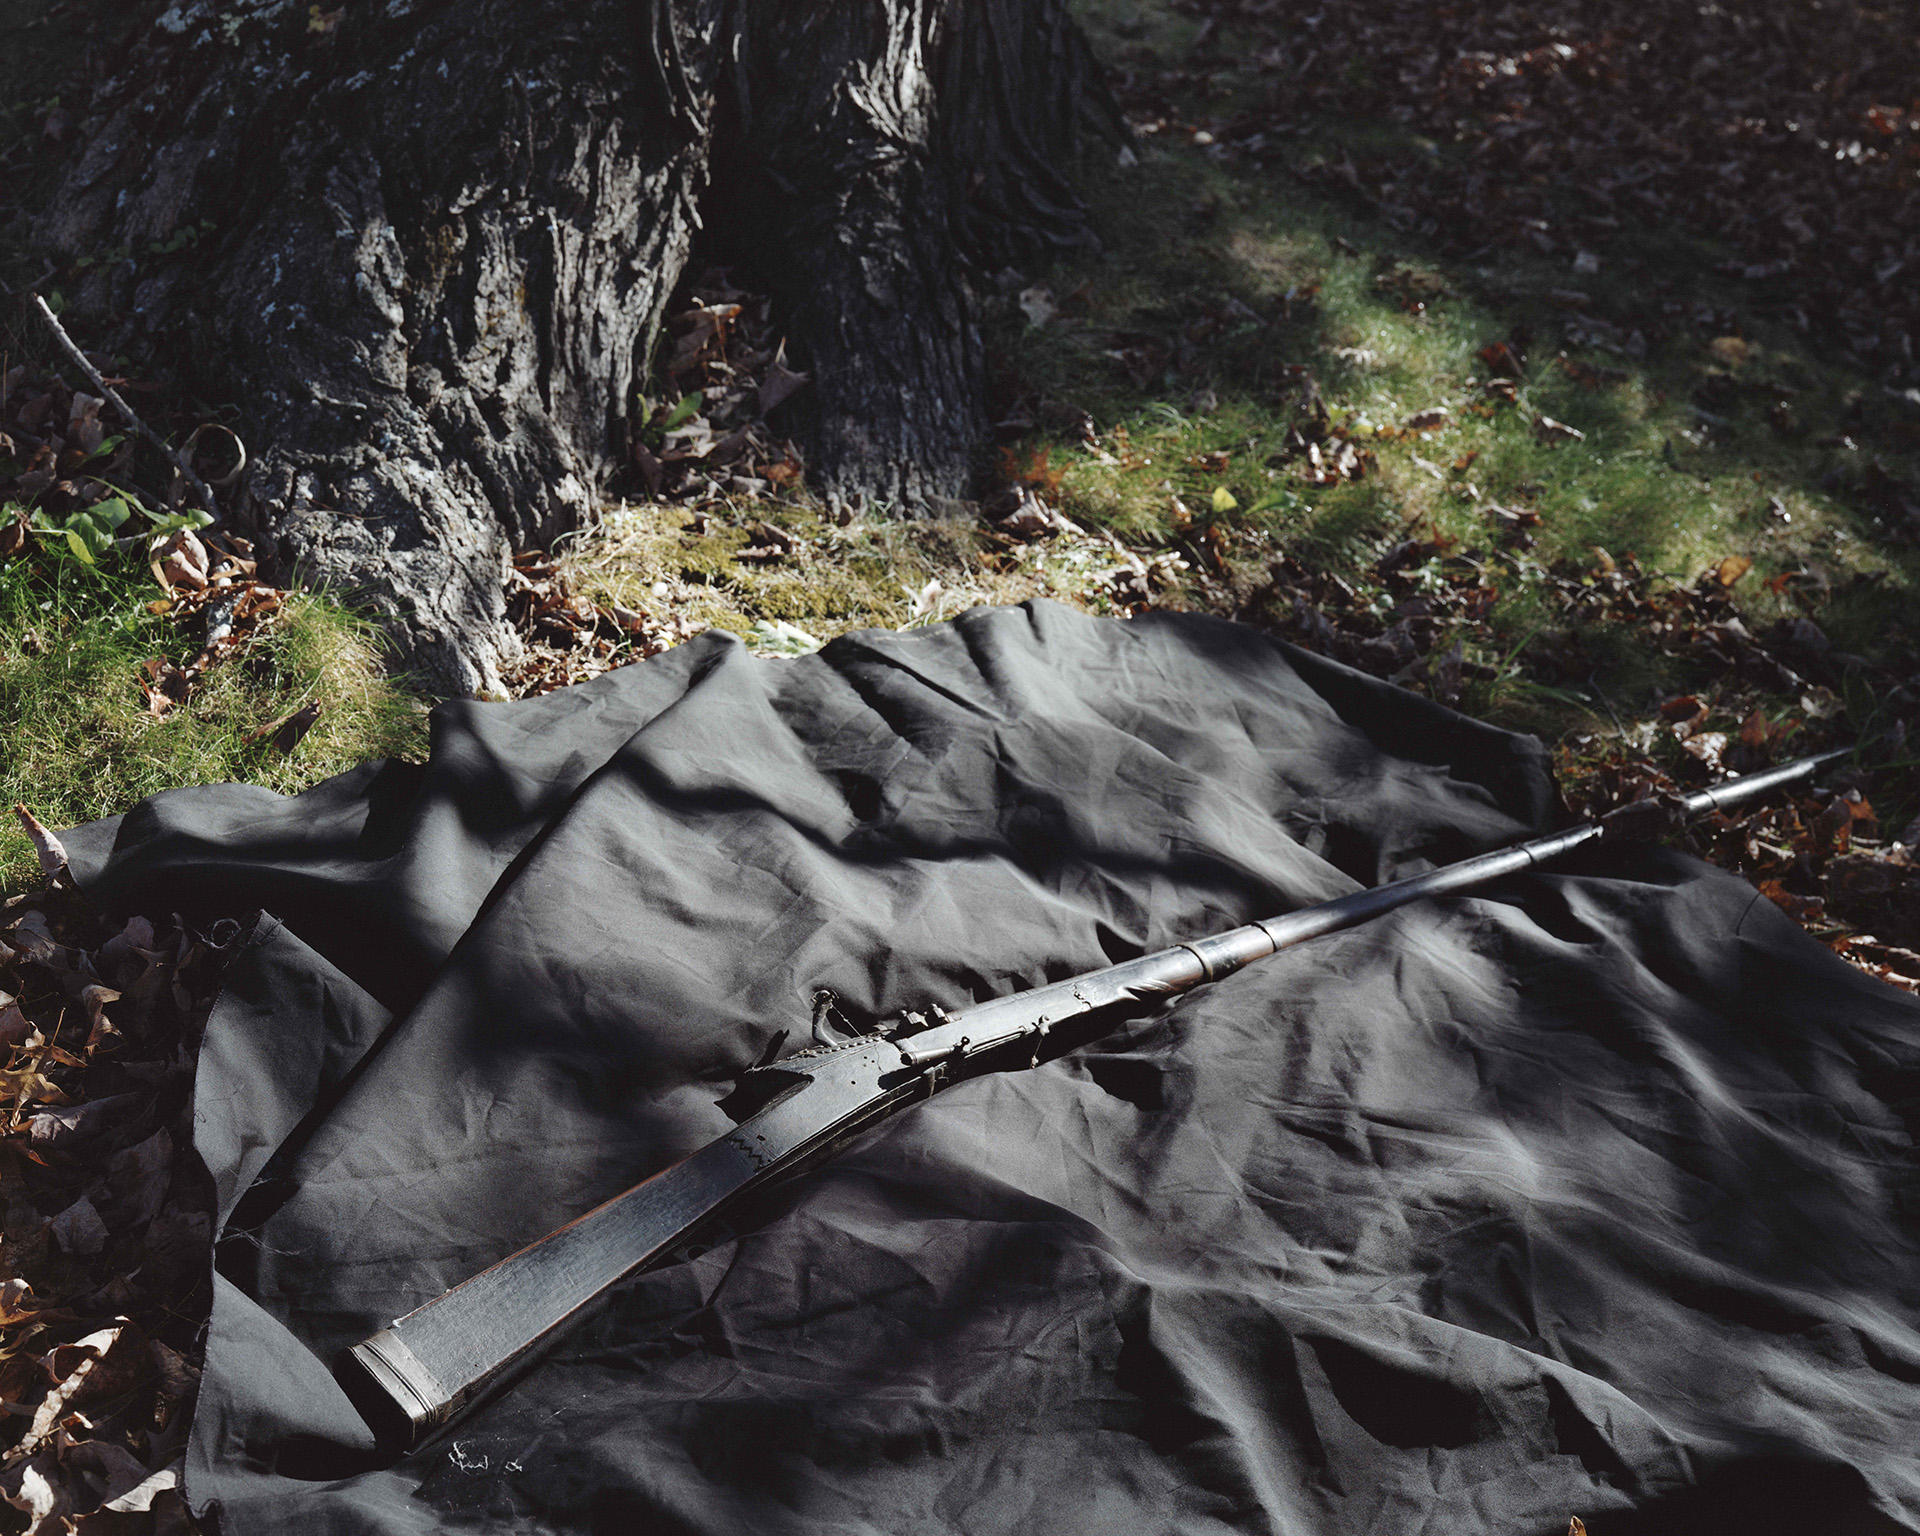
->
<box><xmin>563</xmin><ymin>497</ymin><xmax>1171</xmax><ymax>652</ymax></box>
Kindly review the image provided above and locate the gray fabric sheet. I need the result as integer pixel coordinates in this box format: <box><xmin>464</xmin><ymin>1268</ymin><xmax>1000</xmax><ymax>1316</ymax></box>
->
<box><xmin>65</xmin><ymin>602</ymin><xmax>1920</xmax><ymax>1535</ymax></box>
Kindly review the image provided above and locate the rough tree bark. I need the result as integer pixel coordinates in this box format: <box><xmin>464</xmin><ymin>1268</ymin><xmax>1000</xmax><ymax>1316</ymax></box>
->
<box><xmin>35</xmin><ymin>0</ymin><xmax>1119</xmax><ymax>693</ymax></box>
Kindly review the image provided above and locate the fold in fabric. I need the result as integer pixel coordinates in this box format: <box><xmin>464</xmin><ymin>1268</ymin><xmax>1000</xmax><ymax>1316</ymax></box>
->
<box><xmin>66</xmin><ymin>603</ymin><xmax>1920</xmax><ymax>1535</ymax></box>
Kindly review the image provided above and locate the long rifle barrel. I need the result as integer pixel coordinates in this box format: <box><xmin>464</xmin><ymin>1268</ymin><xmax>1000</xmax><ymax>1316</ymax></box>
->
<box><xmin>902</xmin><ymin>746</ymin><xmax>1848</xmax><ymax>1067</ymax></box>
<box><xmin>338</xmin><ymin>747</ymin><xmax>1850</xmax><ymax>1451</ymax></box>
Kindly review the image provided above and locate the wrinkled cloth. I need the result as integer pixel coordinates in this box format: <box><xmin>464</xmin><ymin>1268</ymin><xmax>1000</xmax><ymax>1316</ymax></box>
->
<box><xmin>66</xmin><ymin>603</ymin><xmax>1920</xmax><ymax>1535</ymax></box>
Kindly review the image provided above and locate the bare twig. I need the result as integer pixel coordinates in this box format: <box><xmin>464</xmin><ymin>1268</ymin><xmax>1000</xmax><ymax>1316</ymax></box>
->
<box><xmin>28</xmin><ymin>292</ymin><xmax>220</xmax><ymax>524</ymax></box>
<box><xmin>0</xmin><ymin>262</ymin><xmax>56</xmax><ymax>300</ymax></box>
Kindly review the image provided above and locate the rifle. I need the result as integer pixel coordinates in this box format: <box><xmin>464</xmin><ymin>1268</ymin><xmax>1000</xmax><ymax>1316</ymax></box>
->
<box><xmin>338</xmin><ymin>747</ymin><xmax>1850</xmax><ymax>1451</ymax></box>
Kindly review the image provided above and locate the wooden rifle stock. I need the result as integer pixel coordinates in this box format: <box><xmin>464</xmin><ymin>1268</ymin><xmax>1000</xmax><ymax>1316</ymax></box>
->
<box><xmin>338</xmin><ymin>748</ymin><xmax>1849</xmax><ymax>1450</ymax></box>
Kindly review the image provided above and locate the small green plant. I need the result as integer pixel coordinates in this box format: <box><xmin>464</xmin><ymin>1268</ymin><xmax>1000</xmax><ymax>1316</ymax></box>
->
<box><xmin>21</xmin><ymin>486</ymin><xmax>214</xmax><ymax>569</ymax></box>
<box><xmin>30</xmin><ymin>495</ymin><xmax>130</xmax><ymax>565</ymax></box>
<box><xmin>636</xmin><ymin>391</ymin><xmax>705</xmax><ymax>451</ymax></box>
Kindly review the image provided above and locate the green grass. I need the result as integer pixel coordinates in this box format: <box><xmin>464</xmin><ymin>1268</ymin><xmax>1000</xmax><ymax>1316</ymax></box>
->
<box><xmin>0</xmin><ymin>540</ymin><xmax>426</xmax><ymax>891</ymax></box>
<box><xmin>565</xmin><ymin>93</ymin><xmax>1919</xmax><ymax>755</ymax></box>
<box><xmin>958</xmin><ymin>0</ymin><xmax>1920</xmax><ymax>742</ymax></box>
<box><xmin>1024</xmin><ymin>163</ymin><xmax>1905</xmax><ymax>589</ymax></box>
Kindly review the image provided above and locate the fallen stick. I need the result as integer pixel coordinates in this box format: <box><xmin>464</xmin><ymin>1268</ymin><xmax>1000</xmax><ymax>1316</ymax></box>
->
<box><xmin>29</xmin><ymin>292</ymin><xmax>221</xmax><ymax>524</ymax></box>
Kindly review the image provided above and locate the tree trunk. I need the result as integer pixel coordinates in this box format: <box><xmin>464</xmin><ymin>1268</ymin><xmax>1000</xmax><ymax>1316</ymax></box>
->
<box><xmin>35</xmin><ymin>0</ymin><xmax>1118</xmax><ymax>693</ymax></box>
<box><xmin>714</xmin><ymin>0</ymin><xmax>1116</xmax><ymax>512</ymax></box>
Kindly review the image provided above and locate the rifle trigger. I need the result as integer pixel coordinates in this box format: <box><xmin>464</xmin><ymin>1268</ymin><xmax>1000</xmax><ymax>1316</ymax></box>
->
<box><xmin>811</xmin><ymin>989</ymin><xmax>862</xmax><ymax>1047</ymax></box>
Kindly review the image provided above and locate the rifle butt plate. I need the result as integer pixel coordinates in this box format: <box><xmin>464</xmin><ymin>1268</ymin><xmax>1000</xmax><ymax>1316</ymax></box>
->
<box><xmin>338</xmin><ymin>1328</ymin><xmax>454</xmax><ymax>1452</ymax></box>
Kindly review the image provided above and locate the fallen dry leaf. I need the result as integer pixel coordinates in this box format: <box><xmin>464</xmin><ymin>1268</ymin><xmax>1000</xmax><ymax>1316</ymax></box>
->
<box><xmin>0</xmin><ymin>876</ymin><xmax>238</xmax><ymax>1523</ymax></box>
<box><xmin>105</xmin><ymin>1129</ymin><xmax>174</xmax><ymax>1230</ymax></box>
<box><xmin>29</xmin><ymin>1093</ymin><xmax>143</xmax><ymax>1150</ymax></box>
<box><xmin>84</xmin><ymin>1457</ymin><xmax>182</xmax><ymax>1523</ymax></box>
<box><xmin>1018</xmin><ymin>285</ymin><xmax>1058</xmax><ymax>328</ymax></box>
<box><xmin>11</xmin><ymin>806</ymin><xmax>69</xmax><ymax>883</ymax></box>
<box><xmin>151</xmin><ymin>529</ymin><xmax>209</xmax><ymax>593</ymax></box>
<box><xmin>2</xmin><ymin>1456</ymin><xmax>75</xmax><ymax>1536</ymax></box>
<box><xmin>137</xmin><ymin>658</ymin><xmax>193</xmax><ymax>718</ymax></box>
<box><xmin>756</xmin><ymin>349</ymin><xmax>809</xmax><ymax>417</ymax></box>
<box><xmin>16</xmin><ymin>1324</ymin><xmax>121</xmax><ymax>1458</ymax></box>
<box><xmin>242</xmin><ymin>701</ymin><xmax>322</xmax><ymax>755</ymax></box>
<box><xmin>0</xmin><ymin>1280</ymin><xmax>38</xmax><ymax>1328</ymax></box>
<box><xmin>1678</xmin><ymin>731</ymin><xmax>1729</xmax><ymax>773</ymax></box>
<box><xmin>1809</xmin><ymin>794</ymin><xmax>1857</xmax><ymax>859</ymax></box>
<box><xmin>0</xmin><ymin>1002</ymin><xmax>30</xmax><ymax>1048</ymax></box>
<box><xmin>48</xmin><ymin>1199</ymin><xmax>109</xmax><ymax>1258</ymax></box>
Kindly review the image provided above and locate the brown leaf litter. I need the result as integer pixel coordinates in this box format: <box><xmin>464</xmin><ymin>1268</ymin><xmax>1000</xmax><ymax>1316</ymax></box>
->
<box><xmin>624</xmin><ymin>266</ymin><xmax>810</xmax><ymax>507</ymax></box>
<box><xmin>1115</xmin><ymin>0</ymin><xmax>1920</xmax><ymax>402</ymax></box>
<box><xmin>0</xmin><ymin>825</ymin><xmax>238</xmax><ymax>1534</ymax></box>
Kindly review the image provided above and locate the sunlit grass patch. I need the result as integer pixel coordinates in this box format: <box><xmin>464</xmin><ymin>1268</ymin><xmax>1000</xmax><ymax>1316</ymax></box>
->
<box><xmin>0</xmin><ymin>545</ymin><xmax>426</xmax><ymax>890</ymax></box>
<box><xmin>978</xmin><ymin>59</ymin><xmax>1919</xmax><ymax>740</ymax></box>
